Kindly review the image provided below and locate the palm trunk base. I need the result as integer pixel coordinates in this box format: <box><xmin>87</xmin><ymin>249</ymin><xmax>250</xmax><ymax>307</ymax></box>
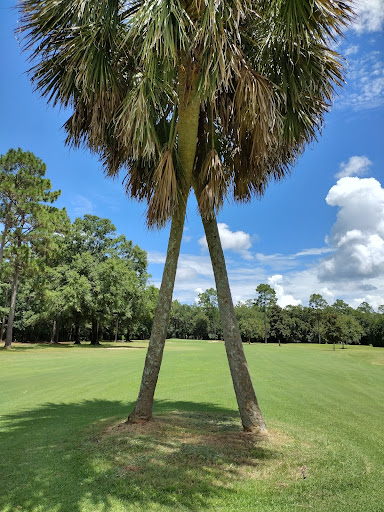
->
<box><xmin>126</xmin><ymin>411</ymin><xmax>153</xmax><ymax>424</ymax></box>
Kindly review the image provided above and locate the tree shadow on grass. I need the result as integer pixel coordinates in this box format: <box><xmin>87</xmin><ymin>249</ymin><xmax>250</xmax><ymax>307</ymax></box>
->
<box><xmin>0</xmin><ymin>399</ymin><xmax>279</xmax><ymax>512</ymax></box>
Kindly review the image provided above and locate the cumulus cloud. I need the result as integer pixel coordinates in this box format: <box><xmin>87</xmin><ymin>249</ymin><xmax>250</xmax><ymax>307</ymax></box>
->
<box><xmin>268</xmin><ymin>275</ymin><xmax>302</xmax><ymax>307</ymax></box>
<box><xmin>335</xmin><ymin>155</ymin><xmax>373</xmax><ymax>179</ymax></box>
<box><xmin>351</xmin><ymin>0</ymin><xmax>384</xmax><ymax>33</ymax></box>
<box><xmin>318</xmin><ymin>176</ymin><xmax>384</xmax><ymax>281</ymax></box>
<box><xmin>199</xmin><ymin>223</ymin><xmax>253</xmax><ymax>259</ymax></box>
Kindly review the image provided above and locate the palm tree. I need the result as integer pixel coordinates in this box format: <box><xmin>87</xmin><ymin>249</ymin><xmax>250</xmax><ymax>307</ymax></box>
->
<box><xmin>19</xmin><ymin>0</ymin><xmax>351</xmax><ymax>431</ymax></box>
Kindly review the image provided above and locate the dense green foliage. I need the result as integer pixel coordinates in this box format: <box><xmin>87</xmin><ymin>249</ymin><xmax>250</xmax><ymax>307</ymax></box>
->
<box><xmin>0</xmin><ymin>150</ymin><xmax>154</xmax><ymax>347</ymax></box>
<box><xmin>167</xmin><ymin>290</ymin><xmax>383</xmax><ymax>347</ymax></box>
<box><xmin>1</xmin><ymin>341</ymin><xmax>383</xmax><ymax>512</ymax></box>
<box><xmin>0</xmin><ymin>214</ymin><xmax>154</xmax><ymax>345</ymax></box>
<box><xmin>0</xmin><ymin>148</ymin><xmax>69</xmax><ymax>346</ymax></box>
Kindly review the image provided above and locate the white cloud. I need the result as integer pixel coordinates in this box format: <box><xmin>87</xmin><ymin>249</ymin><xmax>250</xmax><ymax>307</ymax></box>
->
<box><xmin>268</xmin><ymin>275</ymin><xmax>302</xmax><ymax>307</ymax></box>
<box><xmin>294</xmin><ymin>247</ymin><xmax>335</xmax><ymax>257</ymax></box>
<box><xmin>183</xmin><ymin>226</ymin><xmax>192</xmax><ymax>242</ymax></box>
<box><xmin>147</xmin><ymin>251</ymin><xmax>167</xmax><ymax>264</ymax></box>
<box><xmin>199</xmin><ymin>223</ymin><xmax>253</xmax><ymax>259</ymax></box>
<box><xmin>71</xmin><ymin>195</ymin><xmax>95</xmax><ymax>217</ymax></box>
<box><xmin>351</xmin><ymin>0</ymin><xmax>384</xmax><ymax>33</ymax></box>
<box><xmin>335</xmin><ymin>155</ymin><xmax>373</xmax><ymax>178</ymax></box>
<box><xmin>318</xmin><ymin>176</ymin><xmax>384</xmax><ymax>281</ymax></box>
<box><xmin>254</xmin><ymin>247</ymin><xmax>334</xmax><ymax>271</ymax></box>
<box><xmin>345</xmin><ymin>44</ymin><xmax>359</xmax><ymax>56</ymax></box>
<box><xmin>339</xmin><ymin>52</ymin><xmax>384</xmax><ymax>110</ymax></box>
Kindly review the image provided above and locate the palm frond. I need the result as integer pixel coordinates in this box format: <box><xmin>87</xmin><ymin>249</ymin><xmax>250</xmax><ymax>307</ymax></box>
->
<box><xmin>147</xmin><ymin>148</ymin><xmax>179</xmax><ymax>228</ymax></box>
<box><xmin>198</xmin><ymin>149</ymin><xmax>229</xmax><ymax>217</ymax></box>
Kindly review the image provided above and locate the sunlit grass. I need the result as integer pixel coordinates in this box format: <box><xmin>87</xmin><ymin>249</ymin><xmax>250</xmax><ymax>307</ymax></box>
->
<box><xmin>1</xmin><ymin>341</ymin><xmax>383</xmax><ymax>511</ymax></box>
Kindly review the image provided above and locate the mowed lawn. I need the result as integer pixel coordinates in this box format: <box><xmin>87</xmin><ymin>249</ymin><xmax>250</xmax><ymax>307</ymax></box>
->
<box><xmin>1</xmin><ymin>341</ymin><xmax>383</xmax><ymax>512</ymax></box>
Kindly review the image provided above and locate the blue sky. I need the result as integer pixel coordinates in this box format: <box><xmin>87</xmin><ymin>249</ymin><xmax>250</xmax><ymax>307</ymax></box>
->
<box><xmin>1</xmin><ymin>1</ymin><xmax>383</xmax><ymax>309</ymax></box>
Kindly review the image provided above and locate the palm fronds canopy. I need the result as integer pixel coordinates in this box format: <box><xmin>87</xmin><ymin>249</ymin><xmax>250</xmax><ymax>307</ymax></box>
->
<box><xmin>19</xmin><ymin>0</ymin><xmax>352</xmax><ymax>225</ymax></box>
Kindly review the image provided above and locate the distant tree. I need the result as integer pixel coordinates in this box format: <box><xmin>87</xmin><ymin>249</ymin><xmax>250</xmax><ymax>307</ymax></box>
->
<box><xmin>357</xmin><ymin>302</ymin><xmax>374</xmax><ymax>314</ymax></box>
<box><xmin>331</xmin><ymin>299</ymin><xmax>352</xmax><ymax>315</ymax></box>
<box><xmin>169</xmin><ymin>301</ymin><xmax>195</xmax><ymax>339</ymax></box>
<box><xmin>323</xmin><ymin>311</ymin><xmax>363</xmax><ymax>350</ymax></box>
<box><xmin>133</xmin><ymin>286</ymin><xmax>159</xmax><ymax>340</ymax></box>
<box><xmin>191</xmin><ymin>310</ymin><xmax>210</xmax><ymax>340</ymax></box>
<box><xmin>197</xmin><ymin>288</ymin><xmax>220</xmax><ymax>340</ymax></box>
<box><xmin>0</xmin><ymin>148</ymin><xmax>68</xmax><ymax>348</ymax></box>
<box><xmin>354</xmin><ymin>301</ymin><xmax>375</xmax><ymax>345</ymax></box>
<box><xmin>235</xmin><ymin>302</ymin><xmax>264</xmax><ymax>344</ymax></box>
<box><xmin>255</xmin><ymin>284</ymin><xmax>277</xmax><ymax>343</ymax></box>
<box><xmin>309</xmin><ymin>294</ymin><xmax>328</xmax><ymax>344</ymax></box>
<box><xmin>372</xmin><ymin>312</ymin><xmax>384</xmax><ymax>348</ymax></box>
<box><xmin>60</xmin><ymin>216</ymin><xmax>148</xmax><ymax>344</ymax></box>
<box><xmin>269</xmin><ymin>304</ymin><xmax>290</xmax><ymax>346</ymax></box>
<box><xmin>284</xmin><ymin>305</ymin><xmax>312</xmax><ymax>343</ymax></box>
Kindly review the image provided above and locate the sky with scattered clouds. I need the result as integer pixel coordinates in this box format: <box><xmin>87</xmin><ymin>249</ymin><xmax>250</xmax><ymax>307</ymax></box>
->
<box><xmin>0</xmin><ymin>1</ymin><xmax>383</xmax><ymax>310</ymax></box>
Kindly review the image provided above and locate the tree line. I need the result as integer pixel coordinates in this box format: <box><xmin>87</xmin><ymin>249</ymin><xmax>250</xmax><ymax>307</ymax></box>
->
<box><xmin>170</xmin><ymin>285</ymin><xmax>384</xmax><ymax>348</ymax></box>
<box><xmin>0</xmin><ymin>149</ymin><xmax>158</xmax><ymax>348</ymax></box>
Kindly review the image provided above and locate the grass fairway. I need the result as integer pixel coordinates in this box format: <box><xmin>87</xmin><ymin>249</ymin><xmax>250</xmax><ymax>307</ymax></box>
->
<box><xmin>1</xmin><ymin>341</ymin><xmax>383</xmax><ymax>512</ymax></box>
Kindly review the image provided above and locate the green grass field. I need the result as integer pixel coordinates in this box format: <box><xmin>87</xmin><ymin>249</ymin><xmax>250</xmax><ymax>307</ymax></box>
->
<box><xmin>1</xmin><ymin>340</ymin><xmax>383</xmax><ymax>512</ymax></box>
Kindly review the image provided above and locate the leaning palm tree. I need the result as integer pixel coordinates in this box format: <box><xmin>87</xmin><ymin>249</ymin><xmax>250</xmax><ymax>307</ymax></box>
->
<box><xmin>19</xmin><ymin>0</ymin><xmax>351</xmax><ymax>431</ymax></box>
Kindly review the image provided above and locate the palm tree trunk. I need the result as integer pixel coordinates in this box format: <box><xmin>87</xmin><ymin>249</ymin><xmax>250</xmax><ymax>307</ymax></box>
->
<box><xmin>199</xmin><ymin>213</ymin><xmax>266</xmax><ymax>432</ymax></box>
<box><xmin>4</xmin><ymin>262</ymin><xmax>20</xmax><ymax>348</ymax></box>
<box><xmin>127</xmin><ymin>65</ymin><xmax>200</xmax><ymax>423</ymax></box>
<box><xmin>127</xmin><ymin>205</ymin><xmax>188</xmax><ymax>422</ymax></box>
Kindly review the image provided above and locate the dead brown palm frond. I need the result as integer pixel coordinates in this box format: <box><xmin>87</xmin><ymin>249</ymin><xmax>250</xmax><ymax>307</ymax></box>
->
<box><xmin>198</xmin><ymin>148</ymin><xmax>229</xmax><ymax>218</ymax></box>
<box><xmin>147</xmin><ymin>148</ymin><xmax>179</xmax><ymax>228</ymax></box>
<box><xmin>233</xmin><ymin>65</ymin><xmax>280</xmax><ymax>159</ymax></box>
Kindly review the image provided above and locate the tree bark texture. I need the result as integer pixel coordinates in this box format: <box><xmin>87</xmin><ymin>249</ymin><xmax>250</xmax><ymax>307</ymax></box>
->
<box><xmin>4</xmin><ymin>263</ymin><xmax>20</xmax><ymax>348</ymax></box>
<box><xmin>199</xmin><ymin>212</ymin><xmax>267</xmax><ymax>432</ymax></box>
<box><xmin>264</xmin><ymin>309</ymin><xmax>268</xmax><ymax>343</ymax></box>
<box><xmin>74</xmin><ymin>323</ymin><xmax>80</xmax><ymax>344</ymax></box>
<box><xmin>0</xmin><ymin>208</ymin><xmax>11</xmax><ymax>272</ymax></box>
<box><xmin>127</xmin><ymin>65</ymin><xmax>200</xmax><ymax>423</ymax></box>
<box><xmin>115</xmin><ymin>318</ymin><xmax>119</xmax><ymax>342</ymax></box>
<box><xmin>0</xmin><ymin>287</ymin><xmax>9</xmax><ymax>341</ymax></box>
<box><xmin>90</xmin><ymin>318</ymin><xmax>99</xmax><ymax>345</ymax></box>
<box><xmin>50</xmin><ymin>318</ymin><xmax>57</xmax><ymax>343</ymax></box>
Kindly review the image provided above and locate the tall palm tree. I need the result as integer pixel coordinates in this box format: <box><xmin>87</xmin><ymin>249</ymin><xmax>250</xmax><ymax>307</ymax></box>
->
<box><xmin>19</xmin><ymin>0</ymin><xmax>351</xmax><ymax>431</ymax></box>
